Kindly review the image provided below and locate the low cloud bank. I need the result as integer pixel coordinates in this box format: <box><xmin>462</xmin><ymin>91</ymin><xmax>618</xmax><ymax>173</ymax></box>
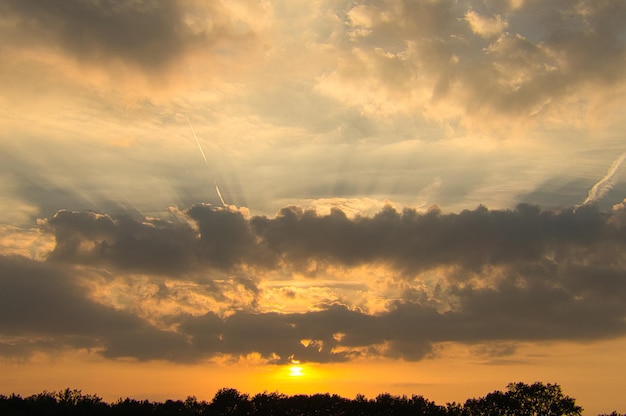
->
<box><xmin>1</xmin><ymin>202</ymin><xmax>625</xmax><ymax>363</ymax></box>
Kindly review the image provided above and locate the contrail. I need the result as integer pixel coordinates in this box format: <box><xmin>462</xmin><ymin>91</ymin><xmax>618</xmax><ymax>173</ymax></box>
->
<box><xmin>186</xmin><ymin>116</ymin><xmax>208</xmax><ymax>166</ymax></box>
<box><xmin>214</xmin><ymin>180</ymin><xmax>227</xmax><ymax>206</ymax></box>
<box><xmin>581</xmin><ymin>152</ymin><xmax>626</xmax><ymax>206</ymax></box>
<box><xmin>186</xmin><ymin>116</ymin><xmax>227</xmax><ymax>206</ymax></box>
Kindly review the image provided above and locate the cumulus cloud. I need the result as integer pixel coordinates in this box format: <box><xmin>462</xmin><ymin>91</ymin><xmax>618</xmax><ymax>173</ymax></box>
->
<box><xmin>465</xmin><ymin>10</ymin><xmax>507</xmax><ymax>38</ymax></box>
<box><xmin>45</xmin><ymin>203</ymin><xmax>620</xmax><ymax>274</ymax></box>
<box><xmin>251</xmin><ymin>204</ymin><xmax>623</xmax><ymax>273</ymax></box>
<box><xmin>42</xmin><ymin>202</ymin><xmax>626</xmax><ymax>285</ymax></box>
<box><xmin>317</xmin><ymin>0</ymin><xmax>626</xmax><ymax>126</ymax></box>
<box><xmin>47</xmin><ymin>209</ymin><xmax>200</xmax><ymax>274</ymax></box>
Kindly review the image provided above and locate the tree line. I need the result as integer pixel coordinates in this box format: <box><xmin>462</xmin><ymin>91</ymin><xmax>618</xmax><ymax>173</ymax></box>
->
<box><xmin>0</xmin><ymin>382</ymin><xmax>622</xmax><ymax>415</ymax></box>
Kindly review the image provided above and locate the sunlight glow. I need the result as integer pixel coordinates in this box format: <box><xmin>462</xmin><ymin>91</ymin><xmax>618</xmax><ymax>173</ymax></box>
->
<box><xmin>288</xmin><ymin>360</ymin><xmax>304</xmax><ymax>377</ymax></box>
<box><xmin>289</xmin><ymin>365</ymin><xmax>304</xmax><ymax>377</ymax></box>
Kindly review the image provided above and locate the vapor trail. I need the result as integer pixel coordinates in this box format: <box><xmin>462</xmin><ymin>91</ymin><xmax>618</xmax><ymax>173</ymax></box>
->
<box><xmin>186</xmin><ymin>116</ymin><xmax>227</xmax><ymax>206</ymax></box>
<box><xmin>581</xmin><ymin>152</ymin><xmax>626</xmax><ymax>206</ymax></box>
<box><xmin>214</xmin><ymin>181</ymin><xmax>227</xmax><ymax>206</ymax></box>
<box><xmin>186</xmin><ymin>116</ymin><xmax>208</xmax><ymax>166</ymax></box>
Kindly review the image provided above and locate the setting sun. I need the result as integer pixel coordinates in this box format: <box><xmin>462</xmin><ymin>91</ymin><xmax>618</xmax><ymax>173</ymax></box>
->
<box><xmin>288</xmin><ymin>360</ymin><xmax>304</xmax><ymax>377</ymax></box>
<box><xmin>288</xmin><ymin>365</ymin><xmax>304</xmax><ymax>377</ymax></box>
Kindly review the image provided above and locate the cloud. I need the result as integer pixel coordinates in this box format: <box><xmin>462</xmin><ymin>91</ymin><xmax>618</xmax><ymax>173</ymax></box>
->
<box><xmin>581</xmin><ymin>153</ymin><xmax>626</xmax><ymax>206</ymax></box>
<box><xmin>176</xmin><ymin>268</ymin><xmax>626</xmax><ymax>363</ymax></box>
<box><xmin>45</xmin><ymin>205</ymin><xmax>276</xmax><ymax>274</ymax></box>
<box><xmin>44</xmin><ymin>202</ymin><xmax>626</xmax><ymax>278</ymax></box>
<box><xmin>47</xmin><ymin>209</ymin><xmax>201</xmax><ymax>275</ymax></box>
<box><xmin>0</xmin><ymin>254</ymin><xmax>196</xmax><ymax>361</ymax></box>
<box><xmin>0</xmin><ymin>0</ymin><xmax>272</xmax><ymax>105</ymax></box>
<box><xmin>2</xmin><ymin>0</ymin><xmax>623</xmax><ymax>228</ymax></box>
<box><xmin>4</xmin><ymin>250</ymin><xmax>624</xmax><ymax>363</ymax></box>
<box><xmin>465</xmin><ymin>10</ymin><xmax>507</xmax><ymax>38</ymax></box>
<box><xmin>250</xmin><ymin>203</ymin><xmax>620</xmax><ymax>273</ymax></box>
<box><xmin>0</xmin><ymin>255</ymin><xmax>134</xmax><ymax>335</ymax></box>
<box><xmin>0</xmin><ymin>0</ymin><xmax>231</xmax><ymax>72</ymax></box>
<box><xmin>2</xmin><ymin>202</ymin><xmax>619</xmax><ymax>363</ymax></box>
<box><xmin>316</xmin><ymin>0</ymin><xmax>626</xmax><ymax>128</ymax></box>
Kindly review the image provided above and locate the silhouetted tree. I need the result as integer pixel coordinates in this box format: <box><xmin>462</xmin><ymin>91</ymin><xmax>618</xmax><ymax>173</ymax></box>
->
<box><xmin>445</xmin><ymin>401</ymin><xmax>464</xmax><ymax>416</ymax></box>
<box><xmin>0</xmin><ymin>382</ymin><xmax>617</xmax><ymax>416</ymax></box>
<box><xmin>26</xmin><ymin>391</ymin><xmax>58</xmax><ymax>416</ymax></box>
<box><xmin>111</xmin><ymin>397</ymin><xmax>154</xmax><ymax>416</ymax></box>
<box><xmin>463</xmin><ymin>382</ymin><xmax>582</xmax><ymax>416</ymax></box>
<box><xmin>371</xmin><ymin>393</ymin><xmax>447</xmax><ymax>416</ymax></box>
<box><xmin>209</xmin><ymin>388</ymin><xmax>251</xmax><ymax>415</ymax></box>
<box><xmin>0</xmin><ymin>394</ymin><xmax>27</xmax><ymax>416</ymax></box>
<box><xmin>251</xmin><ymin>392</ymin><xmax>289</xmax><ymax>416</ymax></box>
<box><xmin>184</xmin><ymin>395</ymin><xmax>207</xmax><ymax>415</ymax></box>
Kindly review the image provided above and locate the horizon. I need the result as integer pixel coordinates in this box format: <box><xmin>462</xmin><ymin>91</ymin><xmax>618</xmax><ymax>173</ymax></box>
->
<box><xmin>0</xmin><ymin>382</ymin><xmax>589</xmax><ymax>416</ymax></box>
<box><xmin>1</xmin><ymin>1</ymin><xmax>626</xmax><ymax>415</ymax></box>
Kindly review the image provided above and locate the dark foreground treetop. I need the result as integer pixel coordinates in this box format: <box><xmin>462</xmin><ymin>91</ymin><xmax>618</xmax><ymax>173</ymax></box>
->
<box><xmin>1</xmin><ymin>381</ymin><xmax>621</xmax><ymax>416</ymax></box>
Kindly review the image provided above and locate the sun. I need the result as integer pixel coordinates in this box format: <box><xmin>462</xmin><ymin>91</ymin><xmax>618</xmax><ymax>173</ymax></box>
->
<box><xmin>289</xmin><ymin>365</ymin><xmax>304</xmax><ymax>377</ymax></box>
<box><xmin>288</xmin><ymin>360</ymin><xmax>304</xmax><ymax>377</ymax></box>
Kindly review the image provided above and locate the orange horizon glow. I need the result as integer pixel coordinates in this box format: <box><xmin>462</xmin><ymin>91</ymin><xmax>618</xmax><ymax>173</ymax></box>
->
<box><xmin>3</xmin><ymin>339</ymin><xmax>625</xmax><ymax>414</ymax></box>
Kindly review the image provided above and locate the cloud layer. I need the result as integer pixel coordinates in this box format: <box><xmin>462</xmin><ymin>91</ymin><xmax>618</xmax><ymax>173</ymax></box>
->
<box><xmin>2</xmin><ymin>202</ymin><xmax>625</xmax><ymax>364</ymax></box>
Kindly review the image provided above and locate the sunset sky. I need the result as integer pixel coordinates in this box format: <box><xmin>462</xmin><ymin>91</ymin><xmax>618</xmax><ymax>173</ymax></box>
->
<box><xmin>1</xmin><ymin>0</ymin><xmax>626</xmax><ymax>414</ymax></box>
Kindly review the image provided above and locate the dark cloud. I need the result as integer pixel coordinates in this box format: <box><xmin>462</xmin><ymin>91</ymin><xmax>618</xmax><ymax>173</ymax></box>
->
<box><xmin>5</xmin><ymin>202</ymin><xmax>626</xmax><ymax>363</ymax></box>
<box><xmin>444</xmin><ymin>265</ymin><xmax>626</xmax><ymax>342</ymax></box>
<box><xmin>46</xmin><ymin>202</ymin><xmax>626</xmax><ymax>277</ymax></box>
<box><xmin>251</xmin><ymin>203</ymin><xmax>622</xmax><ymax>273</ymax></box>
<box><xmin>3</xmin><ymin>252</ymin><xmax>624</xmax><ymax>364</ymax></box>
<box><xmin>186</xmin><ymin>204</ymin><xmax>272</xmax><ymax>270</ymax></box>
<box><xmin>45</xmin><ymin>205</ymin><xmax>277</xmax><ymax>274</ymax></box>
<box><xmin>179</xmin><ymin>310</ymin><xmax>347</xmax><ymax>364</ymax></box>
<box><xmin>0</xmin><ymin>255</ymin><xmax>135</xmax><ymax>335</ymax></box>
<box><xmin>48</xmin><ymin>209</ymin><xmax>201</xmax><ymax>275</ymax></box>
<box><xmin>0</xmin><ymin>0</ymin><xmax>245</xmax><ymax>71</ymax></box>
<box><xmin>175</xmin><ymin>305</ymin><xmax>401</xmax><ymax>364</ymax></box>
<box><xmin>175</xmin><ymin>261</ymin><xmax>626</xmax><ymax>363</ymax></box>
<box><xmin>0</xmin><ymin>255</ymin><xmax>194</xmax><ymax>361</ymax></box>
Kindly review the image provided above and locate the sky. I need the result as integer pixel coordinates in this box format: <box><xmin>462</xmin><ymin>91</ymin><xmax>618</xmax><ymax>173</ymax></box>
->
<box><xmin>1</xmin><ymin>0</ymin><xmax>626</xmax><ymax>413</ymax></box>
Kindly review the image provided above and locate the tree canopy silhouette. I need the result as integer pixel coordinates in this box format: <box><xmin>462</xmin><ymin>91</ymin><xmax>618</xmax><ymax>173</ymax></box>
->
<box><xmin>0</xmin><ymin>382</ymin><xmax>619</xmax><ymax>416</ymax></box>
<box><xmin>462</xmin><ymin>382</ymin><xmax>582</xmax><ymax>416</ymax></box>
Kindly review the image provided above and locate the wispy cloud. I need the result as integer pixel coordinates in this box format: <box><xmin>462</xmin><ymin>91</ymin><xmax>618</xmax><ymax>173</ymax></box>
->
<box><xmin>581</xmin><ymin>153</ymin><xmax>626</xmax><ymax>206</ymax></box>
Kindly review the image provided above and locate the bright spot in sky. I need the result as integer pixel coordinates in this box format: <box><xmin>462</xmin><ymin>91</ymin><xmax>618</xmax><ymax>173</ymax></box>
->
<box><xmin>289</xmin><ymin>365</ymin><xmax>304</xmax><ymax>377</ymax></box>
<box><xmin>289</xmin><ymin>361</ymin><xmax>304</xmax><ymax>377</ymax></box>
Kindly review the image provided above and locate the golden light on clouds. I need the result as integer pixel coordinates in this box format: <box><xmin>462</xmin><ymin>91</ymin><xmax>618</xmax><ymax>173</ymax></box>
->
<box><xmin>1</xmin><ymin>0</ymin><xmax>626</xmax><ymax>414</ymax></box>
